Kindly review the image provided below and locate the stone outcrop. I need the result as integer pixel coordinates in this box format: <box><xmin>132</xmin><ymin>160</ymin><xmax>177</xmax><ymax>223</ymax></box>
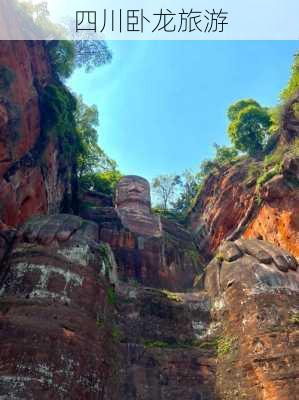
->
<box><xmin>188</xmin><ymin>159</ymin><xmax>257</xmax><ymax>260</ymax></box>
<box><xmin>243</xmin><ymin>157</ymin><xmax>299</xmax><ymax>257</ymax></box>
<box><xmin>205</xmin><ymin>239</ymin><xmax>299</xmax><ymax>400</ymax></box>
<box><xmin>0</xmin><ymin>41</ymin><xmax>76</xmax><ymax>228</ymax></box>
<box><xmin>188</xmin><ymin>155</ymin><xmax>299</xmax><ymax>260</ymax></box>
<box><xmin>112</xmin><ymin>284</ymin><xmax>216</xmax><ymax>400</ymax></box>
<box><xmin>2</xmin><ymin>212</ymin><xmax>297</xmax><ymax>400</ymax></box>
<box><xmin>0</xmin><ymin>214</ymin><xmax>118</xmax><ymax>399</ymax></box>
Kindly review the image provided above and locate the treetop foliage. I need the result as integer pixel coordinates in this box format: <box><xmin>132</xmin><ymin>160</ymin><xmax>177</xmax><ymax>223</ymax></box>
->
<box><xmin>228</xmin><ymin>104</ymin><xmax>271</xmax><ymax>156</ymax></box>
<box><xmin>152</xmin><ymin>174</ymin><xmax>181</xmax><ymax>211</ymax></box>
<box><xmin>281</xmin><ymin>53</ymin><xmax>299</xmax><ymax>101</ymax></box>
<box><xmin>79</xmin><ymin>169</ymin><xmax>122</xmax><ymax>196</ymax></box>
<box><xmin>18</xmin><ymin>1</ymin><xmax>112</xmax><ymax>79</ymax></box>
<box><xmin>75</xmin><ymin>96</ymin><xmax>117</xmax><ymax>178</ymax></box>
<box><xmin>47</xmin><ymin>40</ymin><xmax>112</xmax><ymax>80</ymax></box>
<box><xmin>227</xmin><ymin>99</ymin><xmax>260</xmax><ymax>121</ymax></box>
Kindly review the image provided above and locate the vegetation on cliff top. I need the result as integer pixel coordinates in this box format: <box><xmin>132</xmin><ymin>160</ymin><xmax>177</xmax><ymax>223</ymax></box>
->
<box><xmin>18</xmin><ymin>1</ymin><xmax>113</xmax><ymax>79</ymax></box>
<box><xmin>153</xmin><ymin>50</ymin><xmax>299</xmax><ymax>221</ymax></box>
<box><xmin>48</xmin><ymin>36</ymin><xmax>120</xmax><ymax>194</ymax></box>
<box><xmin>21</xmin><ymin>0</ymin><xmax>120</xmax><ymax>196</ymax></box>
<box><xmin>41</xmin><ymin>80</ymin><xmax>121</xmax><ymax>195</ymax></box>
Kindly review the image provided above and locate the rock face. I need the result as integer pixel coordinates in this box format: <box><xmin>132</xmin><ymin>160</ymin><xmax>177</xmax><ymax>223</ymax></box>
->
<box><xmin>1</xmin><ymin>38</ymin><xmax>299</xmax><ymax>400</ymax></box>
<box><xmin>112</xmin><ymin>284</ymin><xmax>216</xmax><ymax>400</ymax></box>
<box><xmin>243</xmin><ymin>157</ymin><xmax>299</xmax><ymax>258</ymax></box>
<box><xmin>1</xmin><ymin>211</ymin><xmax>298</xmax><ymax>400</ymax></box>
<box><xmin>0</xmin><ymin>214</ymin><xmax>117</xmax><ymax>399</ymax></box>
<box><xmin>80</xmin><ymin>176</ymin><xmax>204</xmax><ymax>291</ymax></box>
<box><xmin>188</xmin><ymin>155</ymin><xmax>299</xmax><ymax>260</ymax></box>
<box><xmin>188</xmin><ymin>159</ymin><xmax>257</xmax><ymax>260</ymax></box>
<box><xmin>0</xmin><ymin>41</ymin><xmax>76</xmax><ymax>228</ymax></box>
<box><xmin>205</xmin><ymin>239</ymin><xmax>299</xmax><ymax>400</ymax></box>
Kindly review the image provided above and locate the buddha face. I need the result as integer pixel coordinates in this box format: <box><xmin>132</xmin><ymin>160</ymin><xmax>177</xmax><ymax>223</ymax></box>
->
<box><xmin>116</xmin><ymin>176</ymin><xmax>151</xmax><ymax>211</ymax></box>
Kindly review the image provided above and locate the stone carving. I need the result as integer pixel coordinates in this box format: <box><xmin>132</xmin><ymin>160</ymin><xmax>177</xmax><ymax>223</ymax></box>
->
<box><xmin>205</xmin><ymin>238</ymin><xmax>299</xmax><ymax>297</ymax></box>
<box><xmin>115</xmin><ymin>175</ymin><xmax>161</xmax><ymax>237</ymax></box>
<box><xmin>0</xmin><ymin>214</ymin><xmax>117</xmax><ymax>399</ymax></box>
<box><xmin>205</xmin><ymin>239</ymin><xmax>299</xmax><ymax>400</ymax></box>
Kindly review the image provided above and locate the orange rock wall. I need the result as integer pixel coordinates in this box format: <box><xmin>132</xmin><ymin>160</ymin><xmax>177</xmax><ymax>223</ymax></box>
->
<box><xmin>244</xmin><ymin>192</ymin><xmax>299</xmax><ymax>257</ymax></box>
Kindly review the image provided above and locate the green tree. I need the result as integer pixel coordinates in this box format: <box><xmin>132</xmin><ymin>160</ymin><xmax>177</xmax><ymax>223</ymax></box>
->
<box><xmin>281</xmin><ymin>53</ymin><xmax>299</xmax><ymax>101</ymax></box>
<box><xmin>228</xmin><ymin>101</ymin><xmax>271</xmax><ymax>156</ymax></box>
<box><xmin>18</xmin><ymin>1</ymin><xmax>112</xmax><ymax>79</ymax></box>
<box><xmin>41</xmin><ymin>83</ymin><xmax>77</xmax><ymax>158</ymax></box>
<box><xmin>79</xmin><ymin>170</ymin><xmax>122</xmax><ymax>195</ymax></box>
<box><xmin>152</xmin><ymin>174</ymin><xmax>181</xmax><ymax>210</ymax></box>
<box><xmin>47</xmin><ymin>40</ymin><xmax>112</xmax><ymax>80</ymax></box>
<box><xmin>75</xmin><ymin>41</ymin><xmax>112</xmax><ymax>72</ymax></box>
<box><xmin>48</xmin><ymin>41</ymin><xmax>76</xmax><ymax>79</ymax></box>
<box><xmin>197</xmin><ymin>144</ymin><xmax>238</xmax><ymax>180</ymax></box>
<box><xmin>213</xmin><ymin>144</ymin><xmax>238</xmax><ymax>165</ymax></box>
<box><xmin>227</xmin><ymin>99</ymin><xmax>260</xmax><ymax>121</ymax></box>
<box><xmin>17</xmin><ymin>0</ymin><xmax>67</xmax><ymax>38</ymax></box>
<box><xmin>172</xmin><ymin>170</ymin><xmax>201</xmax><ymax>215</ymax></box>
<box><xmin>75</xmin><ymin>96</ymin><xmax>116</xmax><ymax>178</ymax></box>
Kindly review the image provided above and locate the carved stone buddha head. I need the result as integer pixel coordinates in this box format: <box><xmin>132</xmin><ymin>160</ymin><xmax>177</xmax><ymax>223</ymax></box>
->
<box><xmin>115</xmin><ymin>176</ymin><xmax>161</xmax><ymax>237</ymax></box>
<box><xmin>116</xmin><ymin>176</ymin><xmax>151</xmax><ymax>214</ymax></box>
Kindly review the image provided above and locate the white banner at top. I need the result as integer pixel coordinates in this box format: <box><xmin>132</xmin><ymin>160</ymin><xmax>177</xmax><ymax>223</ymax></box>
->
<box><xmin>0</xmin><ymin>0</ymin><xmax>299</xmax><ymax>40</ymax></box>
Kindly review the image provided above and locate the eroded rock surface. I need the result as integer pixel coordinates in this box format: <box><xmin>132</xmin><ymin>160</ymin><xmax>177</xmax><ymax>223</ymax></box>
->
<box><xmin>0</xmin><ymin>214</ymin><xmax>117</xmax><ymax>399</ymax></box>
<box><xmin>205</xmin><ymin>239</ymin><xmax>299</xmax><ymax>400</ymax></box>
<box><xmin>188</xmin><ymin>159</ymin><xmax>257</xmax><ymax>260</ymax></box>
<box><xmin>0</xmin><ymin>41</ymin><xmax>76</xmax><ymax>228</ymax></box>
<box><xmin>189</xmin><ymin>155</ymin><xmax>299</xmax><ymax>260</ymax></box>
<box><xmin>0</xmin><ymin>36</ymin><xmax>298</xmax><ymax>400</ymax></box>
<box><xmin>111</xmin><ymin>283</ymin><xmax>216</xmax><ymax>400</ymax></box>
<box><xmin>0</xmin><ymin>213</ymin><xmax>298</xmax><ymax>400</ymax></box>
<box><xmin>243</xmin><ymin>158</ymin><xmax>299</xmax><ymax>257</ymax></box>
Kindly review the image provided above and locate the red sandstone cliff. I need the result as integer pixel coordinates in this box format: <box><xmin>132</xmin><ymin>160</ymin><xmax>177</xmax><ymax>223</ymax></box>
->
<box><xmin>188</xmin><ymin>156</ymin><xmax>299</xmax><ymax>260</ymax></box>
<box><xmin>0</xmin><ymin>39</ymin><xmax>298</xmax><ymax>400</ymax></box>
<box><xmin>0</xmin><ymin>41</ymin><xmax>76</xmax><ymax>228</ymax></box>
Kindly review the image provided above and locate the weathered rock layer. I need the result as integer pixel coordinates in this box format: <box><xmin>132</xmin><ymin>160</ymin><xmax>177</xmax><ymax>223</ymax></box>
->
<box><xmin>0</xmin><ymin>41</ymin><xmax>76</xmax><ymax>228</ymax></box>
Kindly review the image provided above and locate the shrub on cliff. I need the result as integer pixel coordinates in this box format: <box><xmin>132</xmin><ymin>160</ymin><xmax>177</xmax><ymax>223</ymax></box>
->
<box><xmin>79</xmin><ymin>170</ymin><xmax>122</xmax><ymax>196</ymax></box>
<box><xmin>41</xmin><ymin>83</ymin><xmax>77</xmax><ymax>158</ymax></box>
<box><xmin>169</xmin><ymin>146</ymin><xmax>239</xmax><ymax>219</ymax></box>
<box><xmin>75</xmin><ymin>96</ymin><xmax>115</xmax><ymax>178</ymax></box>
<box><xmin>281</xmin><ymin>53</ymin><xmax>299</xmax><ymax>101</ymax></box>
<box><xmin>41</xmin><ymin>84</ymin><xmax>119</xmax><ymax>187</ymax></box>
<box><xmin>47</xmin><ymin>41</ymin><xmax>76</xmax><ymax>80</ymax></box>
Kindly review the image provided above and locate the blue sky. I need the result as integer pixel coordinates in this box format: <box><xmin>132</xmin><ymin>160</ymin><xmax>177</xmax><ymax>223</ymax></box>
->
<box><xmin>68</xmin><ymin>41</ymin><xmax>299</xmax><ymax>181</ymax></box>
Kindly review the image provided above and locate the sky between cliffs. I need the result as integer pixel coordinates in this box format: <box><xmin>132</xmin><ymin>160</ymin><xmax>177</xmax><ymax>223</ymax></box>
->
<box><xmin>68</xmin><ymin>40</ymin><xmax>299</xmax><ymax>181</ymax></box>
